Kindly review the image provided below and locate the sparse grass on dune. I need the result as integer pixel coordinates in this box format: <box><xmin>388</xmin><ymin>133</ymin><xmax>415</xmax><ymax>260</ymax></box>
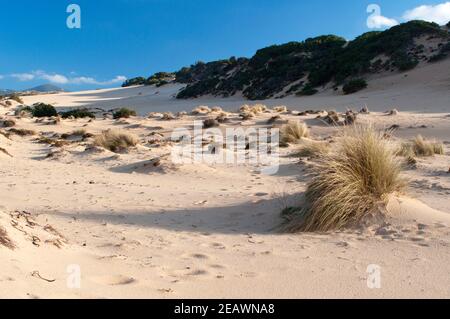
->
<box><xmin>283</xmin><ymin>125</ymin><xmax>404</xmax><ymax>232</ymax></box>
<box><xmin>280</xmin><ymin>121</ymin><xmax>310</xmax><ymax>144</ymax></box>
<box><xmin>292</xmin><ymin>140</ymin><xmax>330</xmax><ymax>158</ymax></box>
<box><xmin>240</xmin><ymin>104</ymin><xmax>267</xmax><ymax>115</ymax></box>
<box><xmin>94</xmin><ymin>129</ymin><xmax>139</xmax><ymax>152</ymax></box>
<box><xmin>113</xmin><ymin>108</ymin><xmax>137</xmax><ymax>119</ymax></box>
<box><xmin>397</xmin><ymin>135</ymin><xmax>444</xmax><ymax>157</ymax></box>
<box><xmin>0</xmin><ymin>226</ymin><xmax>14</xmax><ymax>249</ymax></box>
<box><xmin>191</xmin><ymin>106</ymin><xmax>212</xmax><ymax>115</ymax></box>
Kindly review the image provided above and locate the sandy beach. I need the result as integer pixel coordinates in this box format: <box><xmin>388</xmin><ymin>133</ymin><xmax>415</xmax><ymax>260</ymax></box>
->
<box><xmin>1</xmin><ymin>56</ymin><xmax>449</xmax><ymax>299</ymax></box>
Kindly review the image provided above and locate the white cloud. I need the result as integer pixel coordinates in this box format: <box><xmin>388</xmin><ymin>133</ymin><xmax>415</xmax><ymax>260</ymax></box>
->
<box><xmin>367</xmin><ymin>15</ymin><xmax>399</xmax><ymax>29</ymax></box>
<box><xmin>403</xmin><ymin>2</ymin><xmax>450</xmax><ymax>25</ymax></box>
<box><xmin>0</xmin><ymin>75</ymin><xmax>4</xmax><ymax>80</ymax></box>
<box><xmin>35</xmin><ymin>71</ymin><xmax>69</xmax><ymax>84</ymax></box>
<box><xmin>8</xmin><ymin>71</ymin><xmax>126</xmax><ymax>86</ymax></box>
<box><xmin>11</xmin><ymin>73</ymin><xmax>35</xmax><ymax>81</ymax></box>
<box><xmin>71</xmin><ymin>75</ymin><xmax>127</xmax><ymax>85</ymax></box>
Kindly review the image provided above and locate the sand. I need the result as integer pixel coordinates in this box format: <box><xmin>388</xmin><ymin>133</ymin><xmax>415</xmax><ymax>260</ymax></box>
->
<box><xmin>1</xmin><ymin>58</ymin><xmax>449</xmax><ymax>299</ymax></box>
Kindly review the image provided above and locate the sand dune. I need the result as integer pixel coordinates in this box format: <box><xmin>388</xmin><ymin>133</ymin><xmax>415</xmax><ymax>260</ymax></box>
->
<box><xmin>1</xmin><ymin>60</ymin><xmax>450</xmax><ymax>298</ymax></box>
<box><xmin>22</xmin><ymin>58</ymin><xmax>450</xmax><ymax>115</ymax></box>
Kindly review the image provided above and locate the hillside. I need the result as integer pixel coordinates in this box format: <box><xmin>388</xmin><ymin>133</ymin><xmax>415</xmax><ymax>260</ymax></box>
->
<box><xmin>26</xmin><ymin>84</ymin><xmax>64</xmax><ymax>93</ymax></box>
<box><xmin>124</xmin><ymin>21</ymin><xmax>450</xmax><ymax>100</ymax></box>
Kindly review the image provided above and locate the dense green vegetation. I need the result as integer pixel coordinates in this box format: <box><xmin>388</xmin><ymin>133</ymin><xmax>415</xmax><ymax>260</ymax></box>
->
<box><xmin>122</xmin><ymin>72</ymin><xmax>175</xmax><ymax>88</ymax></box>
<box><xmin>60</xmin><ymin>108</ymin><xmax>96</xmax><ymax>119</ymax></box>
<box><xmin>113</xmin><ymin>108</ymin><xmax>137</xmax><ymax>119</ymax></box>
<box><xmin>125</xmin><ymin>21</ymin><xmax>449</xmax><ymax>100</ymax></box>
<box><xmin>342</xmin><ymin>79</ymin><xmax>368</xmax><ymax>94</ymax></box>
<box><xmin>122</xmin><ymin>77</ymin><xmax>146</xmax><ymax>87</ymax></box>
<box><xmin>31</xmin><ymin>103</ymin><xmax>58</xmax><ymax>118</ymax></box>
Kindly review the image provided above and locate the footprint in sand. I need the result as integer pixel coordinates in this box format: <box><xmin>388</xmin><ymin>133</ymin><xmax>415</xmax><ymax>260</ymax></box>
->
<box><xmin>92</xmin><ymin>275</ymin><xmax>136</xmax><ymax>286</ymax></box>
<box><xmin>191</xmin><ymin>253</ymin><xmax>209</xmax><ymax>260</ymax></box>
<box><xmin>187</xmin><ymin>269</ymin><xmax>209</xmax><ymax>276</ymax></box>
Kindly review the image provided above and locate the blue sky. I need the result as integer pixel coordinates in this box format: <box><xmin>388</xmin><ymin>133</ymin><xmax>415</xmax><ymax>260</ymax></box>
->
<box><xmin>1</xmin><ymin>0</ymin><xmax>449</xmax><ymax>91</ymax></box>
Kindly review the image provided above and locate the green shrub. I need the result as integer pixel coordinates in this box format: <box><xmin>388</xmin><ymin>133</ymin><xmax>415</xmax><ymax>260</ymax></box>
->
<box><xmin>113</xmin><ymin>108</ymin><xmax>137</xmax><ymax>119</ymax></box>
<box><xmin>296</xmin><ymin>84</ymin><xmax>318</xmax><ymax>96</ymax></box>
<box><xmin>31</xmin><ymin>103</ymin><xmax>58</xmax><ymax>117</ymax></box>
<box><xmin>122</xmin><ymin>77</ymin><xmax>146</xmax><ymax>87</ymax></box>
<box><xmin>342</xmin><ymin>79</ymin><xmax>368</xmax><ymax>94</ymax></box>
<box><xmin>60</xmin><ymin>108</ymin><xmax>95</xmax><ymax>119</ymax></box>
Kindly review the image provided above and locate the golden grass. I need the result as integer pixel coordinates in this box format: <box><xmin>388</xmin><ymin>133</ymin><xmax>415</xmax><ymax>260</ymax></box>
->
<box><xmin>283</xmin><ymin>125</ymin><xmax>403</xmax><ymax>232</ymax></box>
<box><xmin>273</xmin><ymin>105</ymin><xmax>288</xmax><ymax>113</ymax></box>
<box><xmin>280</xmin><ymin>121</ymin><xmax>310</xmax><ymax>144</ymax></box>
<box><xmin>240</xmin><ymin>104</ymin><xmax>267</xmax><ymax>115</ymax></box>
<box><xmin>292</xmin><ymin>140</ymin><xmax>330</xmax><ymax>158</ymax></box>
<box><xmin>397</xmin><ymin>135</ymin><xmax>444</xmax><ymax>157</ymax></box>
<box><xmin>191</xmin><ymin>106</ymin><xmax>212</xmax><ymax>115</ymax></box>
<box><xmin>94</xmin><ymin>129</ymin><xmax>139</xmax><ymax>152</ymax></box>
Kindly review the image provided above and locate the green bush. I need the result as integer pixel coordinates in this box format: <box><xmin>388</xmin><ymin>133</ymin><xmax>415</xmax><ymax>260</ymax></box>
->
<box><xmin>31</xmin><ymin>103</ymin><xmax>58</xmax><ymax>117</ymax></box>
<box><xmin>60</xmin><ymin>108</ymin><xmax>96</xmax><ymax>119</ymax></box>
<box><xmin>342</xmin><ymin>79</ymin><xmax>368</xmax><ymax>94</ymax></box>
<box><xmin>122</xmin><ymin>77</ymin><xmax>146</xmax><ymax>87</ymax></box>
<box><xmin>296</xmin><ymin>84</ymin><xmax>318</xmax><ymax>96</ymax></box>
<box><xmin>113</xmin><ymin>108</ymin><xmax>137</xmax><ymax>119</ymax></box>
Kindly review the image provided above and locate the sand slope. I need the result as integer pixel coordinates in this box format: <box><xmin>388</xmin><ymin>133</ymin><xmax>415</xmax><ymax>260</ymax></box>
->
<box><xmin>22</xmin><ymin>58</ymin><xmax>450</xmax><ymax>115</ymax></box>
<box><xmin>1</xmin><ymin>62</ymin><xmax>450</xmax><ymax>298</ymax></box>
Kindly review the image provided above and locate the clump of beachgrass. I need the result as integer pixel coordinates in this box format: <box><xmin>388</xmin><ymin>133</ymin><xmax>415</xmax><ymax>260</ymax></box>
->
<box><xmin>0</xmin><ymin>226</ymin><xmax>14</xmax><ymax>249</ymax></box>
<box><xmin>280</xmin><ymin>121</ymin><xmax>310</xmax><ymax>144</ymax></box>
<box><xmin>8</xmin><ymin>128</ymin><xmax>36</xmax><ymax>136</ymax></box>
<box><xmin>283</xmin><ymin>125</ymin><xmax>404</xmax><ymax>232</ymax></box>
<box><xmin>240</xmin><ymin>104</ymin><xmax>267</xmax><ymax>115</ymax></box>
<box><xmin>397</xmin><ymin>135</ymin><xmax>444</xmax><ymax>157</ymax></box>
<box><xmin>191</xmin><ymin>106</ymin><xmax>212</xmax><ymax>115</ymax></box>
<box><xmin>93</xmin><ymin>129</ymin><xmax>139</xmax><ymax>152</ymax></box>
<box><xmin>273</xmin><ymin>105</ymin><xmax>288</xmax><ymax>113</ymax></box>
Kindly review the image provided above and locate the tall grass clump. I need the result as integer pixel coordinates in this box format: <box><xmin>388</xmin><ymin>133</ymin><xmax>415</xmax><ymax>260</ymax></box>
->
<box><xmin>93</xmin><ymin>129</ymin><xmax>139</xmax><ymax>152</ymax></box>
<box><xmin>280</xmin><ymin>121</ymin><xmax>310</xmax><ymax>144</ymax></box>
<box><xmin>283</xmin><ymin>125</ymin><xmax>403</xmax><ymax>232</ymax></box>
<box><xmin>397</xmin><ymin>135</ymin><xmax>444</xmax><ymax>157</ymax></box>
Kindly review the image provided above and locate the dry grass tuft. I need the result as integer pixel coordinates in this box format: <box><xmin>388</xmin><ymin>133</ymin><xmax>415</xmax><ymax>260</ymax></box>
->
<box><xmin>8</xmin><ymin>128</ymin><xmax>36</xmax><ymax>136</ymax></box>
<box><xmin>273</xmin><ymin>105</ymin><xmax>288</xmax><ymax>113</ymax></box>
<box><xmin>2</xmin><ymin>119</ymin><xmax>16</xmax><ymax>128</ymax></box>
<box><xmin>397</xmin><ymin>135</ymin><xmax>444</xmax><ymax>157</ymax></box>
<box><xmin>94</xmin><ymin>129</ymin><xmax>139</xmax><ymax>152</ymax></box>
<box><xmin>0</xmin><ymin>226</ymin><xmax>15</xmax><ymax>249</ymax></box>
<box><xmin>283</xmin><ymin>125</ymin><xmax>404</xmax><ymax>232</ymax></box>
<box><xmin>240</xmin><ymin>104</ymin><xmax>267</xmax><ymax>115</ymax></box>
<box><xmin>191</xmin><ymin>106</ymin><xmax>212</xmax><ymax>115</ymax></box>
<box><xmin>292</xmin><ymin>141</ymin><xmax>330</xmax><ymax>158</ymax></box>
<box><xmin>280</xmin><ymin>121</ymin><xmax>310</xmax><ymax>144</ymax></box>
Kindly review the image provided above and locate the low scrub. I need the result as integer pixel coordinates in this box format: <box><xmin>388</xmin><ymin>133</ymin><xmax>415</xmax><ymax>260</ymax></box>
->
<box><xmin>93</xmin><ymin>130</ymin><xmax>139</xmax><ymax>152</ymax></box>
<box><xmin>283</xmin><ymin>125</ymin><xmax>403</xmax><ymax>232</ymax></box>
<box><xmin>113</xmin><ymin>108</ymin><xmax>137</xmax><ymax>119</ymax></box>
<box><xmin>0</xmin><ymin>226</ymin><xmax>14</xmax><ymax>249</ymax></box>
<box><xmin>342</xmin><ymin>79</ymin><xmax>368</xmax><ymax>95</ymax></box>
<box><xmin>8</xmin><ymin>128</ymin><xmax>36</xmax><ymax>136</ymax></box>
<box><xmin>31</xmin><ymin>103</ymin><xmax>58</xmax><ymax>118</ymax></box>
<box><xmin>61</xmin><ymin>108</ymin><xmax>96</xmax><ymax>119</ymax></box>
